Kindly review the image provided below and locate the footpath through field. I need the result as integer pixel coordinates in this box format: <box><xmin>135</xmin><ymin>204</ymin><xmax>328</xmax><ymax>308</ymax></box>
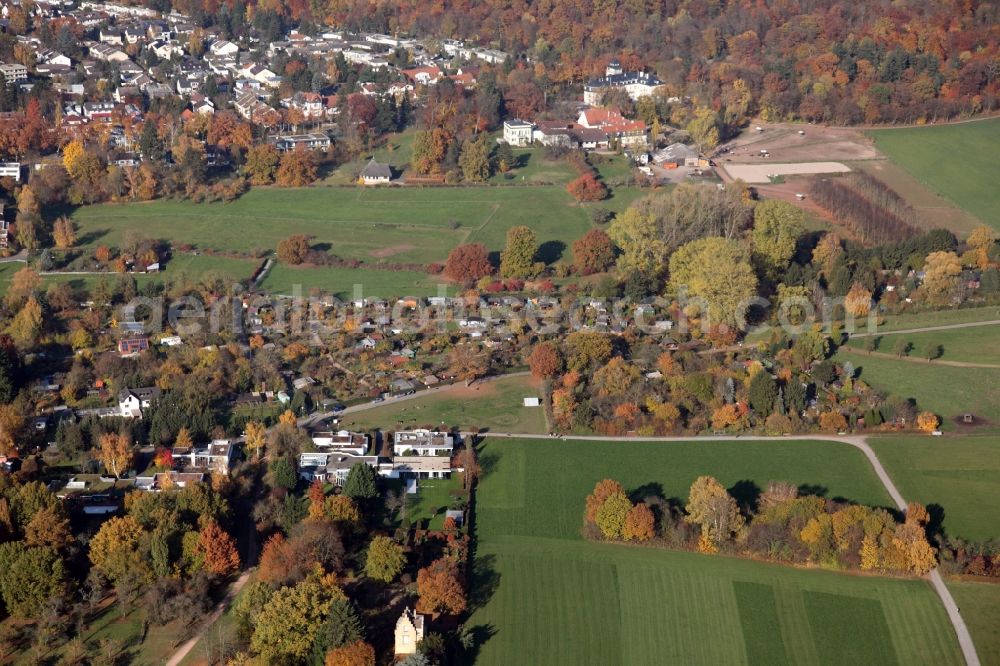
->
<box><xmin>474</xmin><ymin>432</ymin><xmax>981</xmax><ymax>666</ymax></box>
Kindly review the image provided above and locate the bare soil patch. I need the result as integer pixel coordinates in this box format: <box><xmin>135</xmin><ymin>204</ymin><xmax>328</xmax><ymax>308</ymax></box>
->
<box><xmin>369</xmin><ymin>243</ymin><xmax>416</xmax><ymax>258</ymax></box>
<box><xmin>718</xmin><ymin>123</ymin><xmax>881</xmax><ymax>162</ymax></box>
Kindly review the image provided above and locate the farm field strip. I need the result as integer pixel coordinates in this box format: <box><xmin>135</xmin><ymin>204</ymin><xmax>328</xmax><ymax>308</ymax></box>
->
<box><xmin>868</xmin><ymin>118</ymin><xmax>1000</xmax><ymax>231</ymax></box>
<box><xmin>467</xmin><ymin>437</ymin><xmax>965</xmax><ymax>665</ymax></box>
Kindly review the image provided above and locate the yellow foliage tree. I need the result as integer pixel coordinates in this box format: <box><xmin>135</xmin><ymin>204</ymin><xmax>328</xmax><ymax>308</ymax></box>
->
<box><xmin>916</xmin><ymin>411</ymin><xmax>940</xmax><ymax>433</ymax></box>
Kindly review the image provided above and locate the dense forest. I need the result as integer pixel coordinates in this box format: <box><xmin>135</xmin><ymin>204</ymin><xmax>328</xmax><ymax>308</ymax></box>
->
<box><xmin>159</xmin><ymin>0</ymin><xmax>1000</xmax><ymax>124</ymax></box>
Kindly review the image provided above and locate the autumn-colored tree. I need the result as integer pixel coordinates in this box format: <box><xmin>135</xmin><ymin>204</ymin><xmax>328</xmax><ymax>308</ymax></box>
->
<box><xmin>670</xmin><ymin>237</ymin><xmax>758</xmax><ymax>327</ymax></box>
<box><xmin>566</xmin><ymin>173</ymin><xmax>608</xmax><ymax>202</ymax></box>
<box><xmin>752</xmin><ymin>199</ymin><xmax>805</xmax><ymax>275</ymax></box>
<box><xmin>243</xmin><ymin>144</ymin><xmax>281</xmax><ymax>185</ymax></box>
<box><xmin>443</xmin><ymin>243</ymin><xmax>493</xmax><ymax>283</ymax></box>
<box><xmin>711</xmin><ymin>404</ymin><xmax>741</xmax><ymax>430</ymax></box>
<box><xmin>411</xmin><ymin>128</ymin><xmax>449</xmax><ymax>174</ymax></box>
<box><xmin>416</xmin><ymin>557</ymin><xmax>466</xmax><ymax>617</ymax></box>
<box><xmin>197</xmin><ymin>520</ymin><xmax>240</xmax><ymax>576</ymax></box>
<box><xmin>499</xmin><ymin>225</ymin><xmax>539</xmax><ymax>279</ymax></box>
<box><xmin>244</xmin><ymin>421</ymin><xmax>266</xmax><ymax>460</ymax></box>
<box><xmin>685</xmin><ymin>476</ymin><xmax>744</xmax><ymax>549</ymax></box>
<box><xmin>89</xmin><ymin>515</ymin><xmax>147</xmax><ymax>583</ymax></box>
<box><xmin>322</xmin><ymin>495</ymin><xmax>362</xmax><ymax>524</ymax></box>
<box><xmin>594</xmin><ymin>490</ymin><xmax>632</xmax><ymax>540</ymax></box>
<box><xmin>9</xmin><ymin>296</ymin><xmax>43</xmax><ymax>347</ymax></box>
<box><xmin>965</xmin><ymin>225</ymin><xmax>997</xmax><ymax>269</ymax></box>
<box><xmin>153</xmin><ymin>447</ymin><xmax>173</xmax><ymax>469</ymax></box>
<box><xmin>818</xmin><ymin>411</ymin><xmax>848</xmax><ymax>433</ymax></box>
<box><xmin>91</xmin><ymin>247</ymin><xmax>112</xmax><ymax>266</ymax></box>
<box><xmin>62</xmin><ymin>139</ymin><xmax>86</xmax><ymax>176</ymax></box>
<box><xmin>551</xmin><ymin>388</ymin><xmax>577</xmax><ymax>429</ymax></box>
<box><xmin>277</xmin><ymin>234</ymin><xmax>312</xmax><ymax>264</ymax></box>
<box><xmin>608</xmin><ymin>207</ymin><xmax>668</xmax><ymax>276</ymax></box>
<box><xmin>565</xmin><ymin>331</ymin><xmax>613</xmax><ymax>371</ymax></box>
<box><xmin>175</xmin><ymin>426</ymin><xmax>193</xmax><ymax>449</ymax></box>
<box><xmin>52</xmin><ymin>216</ymin><xmax>77</xmax><ymax>248</ymax></box>
<box><xmin>251</xmin><ymin>570</ymin><xmax>346</xmax><ymax>662</ymax></box>
<box><xmin>592</xmin><ymin>357</ymin><xmax>641</xmax><ymax>397</ymax></box>
<box><xmin>458</xmin><ymin>135</ymin><xmax>491</xmax><ymax>182</ymax></box>
<box><xmin>98</xmin><ymin>432</ymin><xmax>133</xmax><ymax>479</ymax></box>
<box><xmin>448</xmin><ymin>343</ymin><xmax>490</xmax><ymax>383</ymax></box>
<box><xmin>5</xmin><ymin>266</ymin><xmax>40</xmax><ymax>308</ymax></box>
<box><xmin>844</xmin><ymin>282</ymin><xmax>873</xmax><ymax>318</ymax></box>
<box><xmin>528</xmin><ymin>342</ymin><xmax>561</xmax><ymax>379</ymax></box>
<box><xmin>364</xmin><ymin>535</ymin><xmax>405</xmax><ymax>583</ymax></box>
<box><xmin>324</xmin><ymin>640</ymin><xmax>375</xmax><ymax>666</ymax></box>
<box><xmin>811</xmin><ymin>232</ymin><xmax>843</xmax><ymax>276</ymax></box>
<box><xmin>585</xmin><ymin>479</ymin><xmax>625</xmax><ymax>523</ymax></box>
<box><xmin>571</xmin><ymin>229</ymin><xmax>615</xmax><ymax>275</ymax></box>
<box><xmin>24</xmin><ymin>504</ymin><xmax>73</xmax><ymax>552</ymax></box>
<box><xmin>623</xmin><ymin>502</ymin><xmax>656</xmax><ymax>542</ymax></box>
<box><xmin>916</xmin><ymin>411</ymin><xmax>940</xmax><ymax>433</ymax></box>
<box><xmin>921</xmin><ymin>251</ymin><xmax>962</xmax><ymax>303</ymax></box>
<box><xmin>276</xmin><ymin>149</ymin><xmax>319</xmax><ymax>187</ymax></box>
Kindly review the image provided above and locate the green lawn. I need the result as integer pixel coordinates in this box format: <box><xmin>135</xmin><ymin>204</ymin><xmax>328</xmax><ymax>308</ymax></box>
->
<box><xmin>466</xmin><ymin>437</ymin><xmax>961</xmax><ymax>665</ymax></box>
<box><xmin>947</xmin><ymin>581</ymin><xmax>1000</xmax><ymax>666</ymax></box>
<box><xmin>259</xmin><ymin>262</ymin><xmax>445</xmax><ymax>298</ymax></box>
<box><xmin>868</xmin><ymin>435</ymin><xmax>1000</xmax><ymax>542</ymax></box>
<box><xmin>876</xmin><ymin>306</ymin><xmax>1000</xmax><ymax>333</ymax></box>
<box><xmin>836</xmin><ymin>351</ymin><xmax>1000</xmax><ymax>426</ymax></box>
<box><xmin>386</xmin><ymin>473</ymin><xmax>465</xmax><ymax>530</ymax></box>
<box><xmin>343</xmin><ymin>374</ymin><xmax>547</xmax><ymax>434</ymax></box>
<box><xmin>70</xmin><ymin>186</ymin><xmax>592</xmax><ymax>267</ymax></box>
<box><xmin>868</xmin><ymin>118</ymin><xmax>1000</xmax><ymax>231</ymax></box>
<box><xmin>847</xmin><ymin>324</ymin><xmax>1000</xmax><ymax>365</ymax></box>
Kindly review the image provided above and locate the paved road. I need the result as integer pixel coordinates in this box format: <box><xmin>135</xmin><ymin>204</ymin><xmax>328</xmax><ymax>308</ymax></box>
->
<box><xmin>165</xmin><ymin>568</ymin><xmax>253</xmax><ymax>666</ymax></box>
<box><xmin>474</xmin><ymin>432</ymin><xmax>981</xmax><ymax>666</ymax></box>
<box><xmin>839</xmin><ymin>346</ymin><xmax>1000</xmax><ymax>369</ymax></box>
<box><xmin>849</xmin><ymin>319</ymin><xmax>1000</xmax><ymax>338</ymax></box>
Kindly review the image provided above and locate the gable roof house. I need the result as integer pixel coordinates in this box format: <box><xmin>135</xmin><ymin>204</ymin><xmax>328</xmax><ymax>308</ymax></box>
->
<box><xmin>577</xmin><ymin>108</ymin><xmax>648</xmax><ymax>148</ymax></box>
<box><xmin>359</xmin><ymin>157</ymin><xmax>391</xmax><ymax>185</ymax></box>
<box><xmin>394</xmin><ymin>607</ymin><xmax>426</xmax><ymax>657</ymax></box>
<box><xmin>118</xmin><ymin>386</ymin><xmax>161</xmax><ymax>418</ymax></box>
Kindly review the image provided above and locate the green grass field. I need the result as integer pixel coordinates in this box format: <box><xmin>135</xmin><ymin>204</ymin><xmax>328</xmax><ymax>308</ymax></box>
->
<box><xmin>868</xmin><ymin>435</ymin><xmax>1000</xmax><ymax>542</ymax></box>
<box><xmin>259</xmin><ymin>262</ymin><xmax>445</xmax><ymax>298</ymax></box>
<box><xmin>876</xmin><ymin>306</ymin><xmax>1000</xmax><ymax>333</ymax></box>
<box><xmin>70</xmin><ymin>186</ymin><xmax>593</xmax><ymax>267</ymax></box>
<box><xmin>343</xmin><ymin>374</ymin><xmax>547</xmax><ymax>434</ymax></box>
<box><xmin>847</xmin><ymin>324</ymin><xmax>1000</xmax><ymax>365</ymax></box>
<box><xmin>466</xmin><ymin>437</ymin><xmax>962</xmax><ymax>665</ymax></box>
<box><xmin>836</xmin><ymin>351</ymin><xmax>1000</xmax><ymax>426</ymax></box>
<box><xmin>947</xmin><ymin>581</ymin><xmax>1000</xmax><ymax>666</ymax></box>
<box><xmin>868</xmin><ymin>118</ymin><xmax>1000</xmax><ymax>231</ymax></box>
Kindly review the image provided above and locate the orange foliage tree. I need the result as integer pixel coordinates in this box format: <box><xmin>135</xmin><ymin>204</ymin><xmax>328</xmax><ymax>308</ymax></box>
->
<box><xmin>198</xmin><ymin>520</ymin><xmax>241</xmax><ymax>576</ymax></box>
<box><xmin>415</xmin><ymin>557</ymin><xmax>466</xmax><ymax>618</ymax></box>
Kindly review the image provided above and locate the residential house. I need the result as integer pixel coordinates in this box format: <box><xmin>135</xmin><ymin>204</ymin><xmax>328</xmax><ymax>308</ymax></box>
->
<box><xmin>208</xmin><ymin>39</ymin><xmax>238</xmax><ymax>56</ymax></box>
<box><xmin>118</xmin><ymin>386</ymin><xmax>161</xmax><ymax>418</ymax></box>
<box><xmin>0</xmin><ymin>63</ymin><xmax>27</xmax><ymax>84</ymax></box>
<box><xmin>583</xmin><ymin>59</ymin><xmax>663</xmax><ymax>105</ymax></box>
<box><xmin>359</xmin><ymin>157</ymin><xmax>391</xmax><ymax>185</ymax></box>
<box><xmin>577</xmin><ymin>108</ymin><xmax>648</xmax><ymax>148</ymax></box>
<box><xmin>379</xmin><ymin>455</ymin><xmax>454</xmax><ymax>480</ymax></box>
<box><xmin>298</xmin><ymin>451</ymin><xmax>379</xmax><ymax>484</ymax></box>
<box><xmin>310</xmin><ymin>430</ymin><xmax>369</xmax><ymax>455</ymax></box>
<box><xmin>0</xmin><ymin>162</ymin><xmax>20</xmax><ymax>181</ymax></box>
<box><xmin>502</xmin><ymin>119</ymin><xmax>533</xmax><ymax>147</ymax></box>
<box><xmin>401</xmin><ymin>64</ymin><xmax>441</xmax><ymax>85</ymax></box>
<box><xmin>392</xmin><ymin>429</ymin><xmax>454</xmax><ymax>457</ymax></box>
<box><xmin>273</xmin><ymin>132</ymin><xmax>331</xmax><ymax>152</ymax></box>
<box><xmin>394</xmin><ymin>607</ymin><xmax>426</xmax><ymax>657</ymax></box>
<box><xmin>118</xmin><ymin>336</ymin><xmax>149</xmax><ymax>356</ymax></box>
<box><xmin>135</xmin><ymin>471</ymin><xmax>205</xmax><ymax>491</ymax></box>
<box><xmin>173</xmin><ymin>439</ymin><xmax>236</xmax><ymax>475</ymax></box>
